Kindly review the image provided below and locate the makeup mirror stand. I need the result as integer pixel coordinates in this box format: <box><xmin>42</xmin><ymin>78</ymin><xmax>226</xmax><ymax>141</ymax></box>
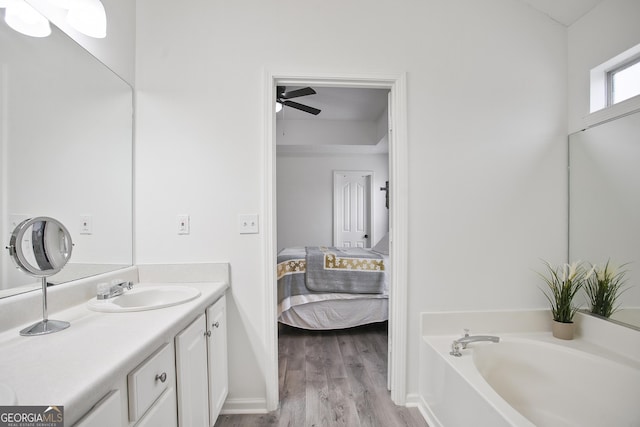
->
<box><xmin>6</xmin><ymin>217</ymin><xmax>73</xmax><ymax>336</ymax></box>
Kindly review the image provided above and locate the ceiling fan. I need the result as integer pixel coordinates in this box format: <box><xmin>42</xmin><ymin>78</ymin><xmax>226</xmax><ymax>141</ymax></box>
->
<box><xmin>276</xmin><ymin>86</ymin><xmax>321</xmax><ymax>116</ymax></box>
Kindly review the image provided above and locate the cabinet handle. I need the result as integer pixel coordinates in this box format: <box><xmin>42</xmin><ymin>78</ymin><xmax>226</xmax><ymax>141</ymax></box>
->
<box><xmin>205</xmin><ymin>330</ymin><xmax>212</xmax><ymax>337</ymax></box>
<box><xmin>155</xmin><ymin>372</ymin><xmax>167</xmax><ymax>383</ymax></box>
<box><xmin>213</xmin><ymin>321</ymin><xmax>220</xmax><ymax>328</ymax></box>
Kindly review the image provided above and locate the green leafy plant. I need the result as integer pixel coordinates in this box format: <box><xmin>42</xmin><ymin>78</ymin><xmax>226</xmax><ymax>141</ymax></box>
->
<box><xmin>584</xmin><ymin>260</ymin><xmax>629</xmax><ymax>318</ymax></box>
<box><xmin>538</xmin><ymin>260</ymin><xmax>586</xmax><ymax>323</ymax></box>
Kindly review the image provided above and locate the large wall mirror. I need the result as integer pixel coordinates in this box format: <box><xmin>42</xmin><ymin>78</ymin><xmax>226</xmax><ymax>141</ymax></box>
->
<box><xmin>0</xmin><ymin>14</ymin><xmax>132</xmax><ymax>298</ymax></box>
<box><xmin>569</xmin><ymin>110</ymin><xmax>640</xmax><ymax>330</ymax></box>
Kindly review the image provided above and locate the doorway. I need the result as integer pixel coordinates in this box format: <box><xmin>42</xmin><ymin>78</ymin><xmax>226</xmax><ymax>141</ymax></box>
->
<box><xmin>263</xmin><ymin>72</ymin><xmax>408</xmax><ymax>410</ymax></box>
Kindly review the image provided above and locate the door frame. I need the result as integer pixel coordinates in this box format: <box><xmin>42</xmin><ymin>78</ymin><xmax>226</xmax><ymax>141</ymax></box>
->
<box><xmin>263</xmin><ymin>71</ymin><xmax>408</xmax><ymax>409</ymax></box>
<box><xmin>333</xmin><ymin>170</ymin><xmax>374</xmax><ymax>248</ymax></box>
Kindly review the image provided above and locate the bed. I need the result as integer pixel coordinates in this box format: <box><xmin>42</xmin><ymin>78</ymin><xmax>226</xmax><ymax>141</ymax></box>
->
<box><xmin>277</xmin><ymin>236</ymin><xmax>389</xmax><ymax>330</ymax></box>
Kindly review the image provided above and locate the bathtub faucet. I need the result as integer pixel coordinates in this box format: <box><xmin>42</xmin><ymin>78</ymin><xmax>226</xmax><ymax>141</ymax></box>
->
<box><xmin>450</xmin><ymin>329</ymin><xmax>500</xmax><ymax>357</ymax></box>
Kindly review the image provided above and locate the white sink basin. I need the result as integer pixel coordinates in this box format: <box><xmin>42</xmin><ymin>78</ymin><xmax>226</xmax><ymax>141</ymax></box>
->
<box><xmin>0</xmin><ymin>383</ymin><xmax>16</xmax><ymax>405</ymax></box>
<box><xmin>87</xmin><ymin>285</ymin><xmax>201</xmax><ymax>313</ymax></box>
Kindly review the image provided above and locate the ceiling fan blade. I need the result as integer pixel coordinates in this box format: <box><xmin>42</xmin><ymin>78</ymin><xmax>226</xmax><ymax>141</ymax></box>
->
<box><xmin>281</xmin><ymin>87</ymin><xmax>316</xmax><ymax>99</ymax></box>
<box><xmin>283</xmin><ymin>100</ymin><xmax>321</xmax><ymax>115</ymax></box>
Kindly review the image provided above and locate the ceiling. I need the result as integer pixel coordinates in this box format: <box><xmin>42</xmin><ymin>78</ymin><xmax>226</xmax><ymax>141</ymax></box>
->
<box><xmin>518</xmin><ymin>0</ymin><xmax>604</xmax><ymax>26</ymax></box>
<box><xmin>276</xmin><ymin>87</ymin><xmax>389</xmax><ymax>121</ymax></box>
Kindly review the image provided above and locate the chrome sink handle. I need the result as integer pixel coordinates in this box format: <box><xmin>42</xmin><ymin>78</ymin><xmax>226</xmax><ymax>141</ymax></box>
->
<box><xmin>96</xmin><ymin>280</ymin><xmax>134</xmax><ymax>300</ymax></box>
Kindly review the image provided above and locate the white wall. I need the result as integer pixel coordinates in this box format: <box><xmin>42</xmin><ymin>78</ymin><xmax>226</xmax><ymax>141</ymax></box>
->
<box><xmin>276</xmin><ymin>119</ymin><xmax>378</xmax><ymax>146</ymax></box>
<box><xmin>27</xmin><ymin>0</ymin><xmax>136</xmax><ymax>85</ymax></box>
<box><xmin>277</xmin><ymin>153</ymin><xmax>389</xmax><ymax>250</ymax></box>
<box><xmin>135</xmin><ymin>0</ymin><xmax>568</xmax><ymax>407</ymax></box>
<box><xmin>567</xmin><ymin>0</ymin><xmax>640</xmax><ymax>133</ymax></box>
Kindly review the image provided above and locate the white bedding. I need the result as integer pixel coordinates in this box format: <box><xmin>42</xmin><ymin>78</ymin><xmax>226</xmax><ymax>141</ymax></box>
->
<box><xmin>277</xmin><ymin>246</ymin><xmax>389</xmax><ymax>330</ymax></box>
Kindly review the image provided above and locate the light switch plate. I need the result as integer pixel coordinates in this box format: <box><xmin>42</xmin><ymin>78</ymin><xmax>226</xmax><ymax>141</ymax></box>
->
<box><xmin>238</xmin><ymin>214</ymin><xmax>259</xmax><ymax>234</ymax></box>
<box><xmin>80</xmin><ymin>215</ymin><xmax>93</xmax><ymax>235</ymax></box>
<box><xmin>177</xmin><ymin>215</ymin><xmax>190</xmax><ymax>235</ymax></box>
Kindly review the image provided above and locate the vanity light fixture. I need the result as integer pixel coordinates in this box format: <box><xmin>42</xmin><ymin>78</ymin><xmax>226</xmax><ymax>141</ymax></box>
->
<box><xmin>0</xmin><ymin>0</ymin><xmax>107</xmax><ymax>39</ymax></box>
<box><xmin>67</xmin><ymin>0</ymin><xmax>107</xmax><ymax>39</ymax></box>
<box><xmin>3</xmin><ymin>0</ymin><xmax>51</xmax><ymax>38</ymax></box>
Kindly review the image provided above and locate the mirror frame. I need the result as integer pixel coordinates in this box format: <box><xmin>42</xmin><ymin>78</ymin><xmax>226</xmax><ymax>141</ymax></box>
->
<box><xmin>8</xmin><ymin>217</ymin><xmax>73</xmax><ymax>278</ymax></box>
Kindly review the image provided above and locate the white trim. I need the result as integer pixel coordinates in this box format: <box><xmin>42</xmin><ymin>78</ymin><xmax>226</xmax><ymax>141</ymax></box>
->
<box><xmin>583</xmin><ymin>94</ymin><xmax>640</xmax><ymax>129</ymax></box>
<box><xmin>263</xmin><ymin>70</ymin><xmax>279</xmax><ymax>411</ymax></box>
<box><xmin>587</xmin><ymin>42</ymin><xmax>640</xmax><ymax>128</ymax></box>
<box><xmin>590</xmin><ymin>42</ymin><xmax>640</xmax><ymax>113</ymax></box>
<box><xmin>220</xmin><ymin>398</ymin><xmax>269</xmax><ymax>415</ymax></box>
<box><xmin>263</xmin><ymin>71</ymin><xmax>408</xmax><ymax>410</ymax></box>
<box><xmin>388</xmin><ymin>72</ymin><xmax>408</xmax><ymax>405</ymax></box>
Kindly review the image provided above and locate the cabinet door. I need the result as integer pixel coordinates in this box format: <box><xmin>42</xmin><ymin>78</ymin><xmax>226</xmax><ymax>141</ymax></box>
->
<box><xmin>206</xmin><ymin>295</ymin><xmax>228</xmax><ymax>425</ymax></box>
<box><xmin>175</xmin><ymin>314</ymin><xmax>209</xmax><ymax>427</ymax></box>
<box><xmin>135</xmin><ymin>388</ymin><xmax>177</xmax><ymax>427</ymax></box>
<box><xmin>73</xmin><ymin>390</ymin><xmax>121</xmax><ymax>427</ymax></box>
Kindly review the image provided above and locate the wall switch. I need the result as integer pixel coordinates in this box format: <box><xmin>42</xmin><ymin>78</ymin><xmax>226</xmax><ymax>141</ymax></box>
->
<box><xmin>177</xmin><ymin>215</ymin><xmax>190</xmax><ymax>235</ymax></box>
<box><xmin>238</xmin><ymin>214</ymin><xmax>259</xmax><ymax>234</ymax></box>
<box><xmin>80</xmin><ymin>215</ymin><xmax>93</xmax><ymax>234</ymax></box>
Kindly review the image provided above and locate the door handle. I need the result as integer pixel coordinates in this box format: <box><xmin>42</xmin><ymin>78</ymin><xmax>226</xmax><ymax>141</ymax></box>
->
<box><xmin>364</xmin><ymin>234</ymin><xmax>369</xmax><ymax>239</ymax></box>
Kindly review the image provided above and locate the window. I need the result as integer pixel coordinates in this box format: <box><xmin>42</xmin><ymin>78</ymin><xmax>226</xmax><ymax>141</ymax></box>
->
<box><xmin>589</xmin><ymin>43</ymin><xmax>640</xmax><ymax>124</ymax></box>
<box><xmin>607</xmin><ymin>56</ymin><xmax>640</xmax><ymax>106</ymax></box>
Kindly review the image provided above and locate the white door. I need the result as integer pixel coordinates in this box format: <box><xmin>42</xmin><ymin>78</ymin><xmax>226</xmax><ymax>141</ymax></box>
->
<box><xmin>333</xmin><ymin>171</ymin><xmax>372</xmax><ymax>248</ymax></box>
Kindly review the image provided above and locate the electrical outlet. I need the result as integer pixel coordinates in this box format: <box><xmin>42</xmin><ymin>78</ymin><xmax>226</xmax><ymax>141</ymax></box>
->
<box><xmin>238</xmin><ymin>214</ymin><xmax>259</xmax><ymax>234</ymax></box>
<box><xmin>177</xmin><ymin>215</ymin><xmax>190</xmax><ymax>235</ymax></box>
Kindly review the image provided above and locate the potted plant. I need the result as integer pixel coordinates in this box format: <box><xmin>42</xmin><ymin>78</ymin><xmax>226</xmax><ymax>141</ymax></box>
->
<box><xmin>538</xmin><ymin>260</ymin><xmax>586</xmax><ymax>339</ymax></box>
<box><xmin>584</xmin><ymin>260</ymin><xmax>628</xmax><ymax>318</ymax></box>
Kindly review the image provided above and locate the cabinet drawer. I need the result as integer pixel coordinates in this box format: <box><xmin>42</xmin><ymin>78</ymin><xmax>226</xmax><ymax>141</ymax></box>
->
<box><xmin>128</xmin><ymin>343</ymin><xmax>175</xmax><ymax>422</ymax></box>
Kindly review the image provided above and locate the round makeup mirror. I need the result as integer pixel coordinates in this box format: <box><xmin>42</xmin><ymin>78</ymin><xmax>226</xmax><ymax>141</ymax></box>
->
<box><xmin>6</xmin><ymin>217</ymin><xmax>73</xmax><ymax>335</ymax></box>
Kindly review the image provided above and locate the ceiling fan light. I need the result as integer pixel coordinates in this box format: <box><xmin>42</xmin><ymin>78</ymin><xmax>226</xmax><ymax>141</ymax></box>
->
<box><xmin>275</xmin><ymin>102</ymin><xmax>283</xmax><ymax>113</ymax></box>
<box><xmin>4</xmin><ymin>0</ymin><xmax>52</xmax><ymax>38</ymax></box>
<box><xmin>67</xmin><ymin>0</ymin><xmax>106</xmax><ymax>38</ymax></box>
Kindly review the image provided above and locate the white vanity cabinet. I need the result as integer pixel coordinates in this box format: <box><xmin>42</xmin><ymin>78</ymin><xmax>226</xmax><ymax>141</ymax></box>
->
<box><xmin>175</xmin><ymin>295</ymin><xmax>228</xmax><ymax>427</ymax></box>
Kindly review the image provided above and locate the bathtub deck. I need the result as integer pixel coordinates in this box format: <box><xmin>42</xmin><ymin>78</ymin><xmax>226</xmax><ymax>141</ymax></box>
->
<box><xmin>215</xmin><ymin>322</ymin><xmax>428</xmax><ymax>427</ymax></box>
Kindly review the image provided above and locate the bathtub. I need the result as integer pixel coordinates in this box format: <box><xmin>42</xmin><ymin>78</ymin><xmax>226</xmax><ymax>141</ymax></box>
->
<box><xmin>420</xmin><ymin>334</ymin><xmax>640</xmax><ymax>427</ymax></box>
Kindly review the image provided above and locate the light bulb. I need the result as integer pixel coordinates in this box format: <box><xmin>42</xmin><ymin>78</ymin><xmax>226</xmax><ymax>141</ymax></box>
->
<box><xmin>48</xmin><ymin>0</ymin><xmax>72</xmax><ymax>9</ymax></box>
<box><xmin>275</xmin><ymin>102</ymin><xmax>283</xmax><ymax>113</ymax></box>
<box><xmin>67</xmin><ymin>0</ymin><xmax>106</xmax><ymax>38</ymax></box>
<box><xmin>4</xmin><ymin>0</ymin><xmax>51</xmax><ymax>38</ymax></box>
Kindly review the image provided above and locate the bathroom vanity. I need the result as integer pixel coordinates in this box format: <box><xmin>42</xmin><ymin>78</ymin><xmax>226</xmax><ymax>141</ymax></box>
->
<box><xmin>0</xmin><ymin>263</ymin><xmax>229</xmax><ymax>426</ymax></box>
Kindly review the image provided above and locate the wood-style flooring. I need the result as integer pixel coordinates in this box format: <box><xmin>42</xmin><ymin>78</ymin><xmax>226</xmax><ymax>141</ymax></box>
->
<box><xmin>214</xmin><ymin>322</ymin><xmax>428</xmax><ymax>427</ymax></box>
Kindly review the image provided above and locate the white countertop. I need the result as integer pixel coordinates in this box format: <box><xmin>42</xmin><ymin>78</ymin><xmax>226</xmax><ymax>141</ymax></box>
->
<box><xmin>0</xmin><ymin>281</ymin><xmax>228</xmax><ymax>425</ymax></box>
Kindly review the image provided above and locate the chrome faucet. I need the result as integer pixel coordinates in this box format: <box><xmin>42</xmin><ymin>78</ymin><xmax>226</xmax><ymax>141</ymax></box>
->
<box><xmin>97</xmin><ymin>280</ymin><xmax>134</xmax><ymax>300</ymax></box>
<box><xmin>450</xmin><ymin>329</ymin><xmax>500</xmax><ymax>357</ymax></box>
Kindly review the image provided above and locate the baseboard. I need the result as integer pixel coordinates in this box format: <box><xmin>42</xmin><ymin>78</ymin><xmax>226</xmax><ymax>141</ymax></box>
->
<box><xmin>411</xmin><ymin>394</ymin><xmax>442</xmax><ymax>427</ymax></box>
<box><xmin>220</xmin><ymin>397</ymin><xmax>269</xmax><ymax>415</ymax></box>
